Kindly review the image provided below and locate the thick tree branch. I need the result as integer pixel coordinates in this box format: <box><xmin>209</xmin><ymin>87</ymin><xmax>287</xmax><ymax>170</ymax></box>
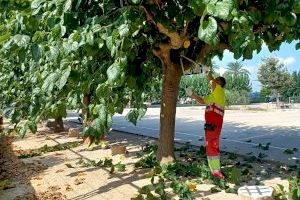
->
<box><xmin>141</xmin><ymin>6</ymin><xmax>185</xmax><ymax>49</ymax></box>
<box><xmin>156</xmin><ymin>23</ymin><xmax>184</xmax><ymax>49</ymax></box>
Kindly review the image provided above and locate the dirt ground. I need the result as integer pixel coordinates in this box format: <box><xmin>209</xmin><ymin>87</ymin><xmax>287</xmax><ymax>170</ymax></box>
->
<box><xmin>0</xmin><ymin>123</ymin><xmax>296</xmax><ymax>200</ymax></box>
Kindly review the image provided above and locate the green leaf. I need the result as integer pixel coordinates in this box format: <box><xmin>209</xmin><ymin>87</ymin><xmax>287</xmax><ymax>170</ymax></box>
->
<box><xmin>106</xmin><ymin>114</ymin><xmax>112</xmax><ymax>128</ymax></box>
<box><xmin>296</xmin><ymin>42</ymin><xmax>300</xmax><ymax>50</ymax></box>
<box><xmin>61</xmin><ymin>25</ymin><xmax>66</xmax><ymax>36</ymax></box>
<box><xmin>57</xmin><ymin>67</ymin><xmax>71</xmax><ymax>90</ymax></box>
<box><xmin>49</xmin><ymin>46</ymin><xmax>60</xmax><ymax>60</ymax></box>
<box><xmin>198</xmin><ymin>16</ymin><xmax>219</xmax><ymax>46</ymax></box>
<box><xmin>86</xmin><ymin>31</ymin><xmax>94</xmax><ymax>45</ymax></box>
<box><xmin>96</xmin><ymin>84</ymin><xmax>109</xmax><ymax>97</ymax></box>
<box><xmin>210</xmin><ymin>0</ymin><xmax>235</xmax><ymax>20</ymax></box>
<box><xmin>229</xmin><ymin>167</ymin><xmax>242</xmax><ymax>185</ymax></box>
<box><xmin>139</xmin><ymin>185</ymin><xmax>151</xmax><ymax>194</ymax></box>
<box><xmin>130</xmin><ymin>0</ymin><xmax>141</xmax><ymax>4</ymax></box>
<box><xmin>119</xmin><ymin>24</ymin><xmax>130</xmax><ymax>38</ymax></box>
<box><xmin>31</xmin><ymin>44</ymin><xmax>42</xmax><ymax>62</ymax></box>
<box><xmin>31</xmin><ymin>0</ymin><xmax>45</xmax><ymax>14</ymax></box>
<box><xmin>42</xmin><ymin>73</ymin><xmax>59</xmax><ymax>93</ymax></box>
<box><xmin>0</xmin><ymin>33</ymin><xmax>10</xmax><ymax>44</ymax></box>
<box><xmin>210</xmin><ymin>186</ymin><xmax>222</xmax><ymax>193</ymax></box>
<box><xmin>91</xmin><ymin>118</ymin><xmax>103</xmax><ymax>133</ymax></box>
<box><xmin>13</xmin><ymin>35</ymin><xmax>30</xmax><ymax>48</ymax></box>
<box><xmin>107</xmin><ymin>63</ymin><xmax>122</xmax><ymax>85</ymax></box>
<box><xmin>131</xmin><ymin>194</ymin><xmax>145</xmax><ymax>200</ymax></box>
<box><xmin>115</xmin><ymin>163</ymin><xmax>126</xmax><ymax>172</ymax></box>
<box><xmin>64</xmin><ymin>0</ymin><xmax>72</xmax><ymax>12</ymax></box>
<box><xmin>294</xmin><ymin>0</ymin><xmax>300</xmax><ymax>14</ymax></box>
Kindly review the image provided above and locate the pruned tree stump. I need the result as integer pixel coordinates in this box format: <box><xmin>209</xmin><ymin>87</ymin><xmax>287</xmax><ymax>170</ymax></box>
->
<box><xmin>111</xmin><ymin>145</ymin><xmax>126</xmax><ymax>155</ymax></box>
<box><xmin>68</xmin><ymin>128</ymin><xmax>80</xmax><ymax>138</ymax></box>
<box><xmin>238</xmin><ymin>185</ymin><xmax>274</xmax><ymax>200</ymax></box>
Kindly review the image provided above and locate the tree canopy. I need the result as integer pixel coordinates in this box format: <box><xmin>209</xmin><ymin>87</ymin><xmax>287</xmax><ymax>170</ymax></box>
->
<box><xmin>258</xmin><ymin>57</ymin><xmax>292</xmax><ymax>93</ymax></box>
<box><xmin>1</xmin><ymin>0</ymin><xmax>300</xmax><ymax>162</ymax></box>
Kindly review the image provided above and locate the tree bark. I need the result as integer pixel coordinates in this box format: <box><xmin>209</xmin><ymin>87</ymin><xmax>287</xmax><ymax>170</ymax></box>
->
<box><xmin>54</xmin><ymin>117</ymin><xmax>65</xmax><ymax>133</ymax></box>
<box><xmin>156</xmin><ymin>51</ymin><xmax>182</xmax><ymax>164</ymax></box>
<box><xmin>276</xmin><ymin>92</ymin><xmax>280</xmax><ymax>108</ymax></box>
<box><xmin>0</xmin><ymin>116</ymin><xmax>3</xmax><ymax>131</ymax></box>
<box><xmin>82</xmin><ymin>94</ymin><xmax>91</xmax><ymax>123</ymax></box>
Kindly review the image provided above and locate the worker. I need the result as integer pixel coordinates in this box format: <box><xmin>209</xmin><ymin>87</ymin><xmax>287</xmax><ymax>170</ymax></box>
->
<box><xmin>186</xmin><ymin>70</ymin><xmax>226</xmax><ymax>179</ymax></box>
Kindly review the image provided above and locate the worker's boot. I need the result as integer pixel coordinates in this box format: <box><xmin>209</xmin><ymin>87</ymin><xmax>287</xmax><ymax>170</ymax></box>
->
<box><xmin>211</xmin><ymin>171</ymin><xmax>225</xmax><ymax>179</ymax></box>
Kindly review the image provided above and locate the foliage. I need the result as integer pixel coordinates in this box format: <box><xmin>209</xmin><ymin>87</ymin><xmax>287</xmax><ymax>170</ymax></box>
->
<box><xmin>258</xmin><ymin>57</ymin><xmax>292</xmax><ymax>94</ymax></box>
<box><xmin>282</xmin><ymin>71</ymin><xmax>300</xmax><ymax>98</ymax></box>
<box><xmin>0</xmin><ymin>0</ymin><xmax>300</xmax><ymax>157</ymax></box>
<box><xmin>133</xmin><ymin>143</ymin><xmax>245</xmax><ymax>199</ymax></box>
<box><xmin>17</xmin><ymin>141</ymin><xmax>80</xmax><ymax>159</ymax></box>
<box><xmin>223</xmin><ymin>61</ymin><xmax>252</xmax><ymax>92</ymax></box>
<box><xmin>76</xmin><ymin>157</ymin><xmax>126</xmax><ymax>172</ymax></box>
<box><xmin>283</xmin><ymin>148</ymin><xmax>298</xmax><ymax>155</ymax></box>
<box><xmin>225</xmin><ymin>61</ymin><xmax>250</xmax><ymax>78</ymax></box>
<box><xmin>225</xmin><ymin>89</ymin><xmax>250</xmax><ymax>105</ymax></box>
<box><xmin>179</xmin><ymin>74</ymin><xmax>210</xmax><ymax>101</ymax></box>
<box><xmin>223</xmin><ymin>61</ymin><xmax>252</xmax><ymax>105</ymax></box>
<box><xmin>274</xmin><ymin>176</ymin><xmax>300</xmax><ymax>200</ymax></box>
<box><xmin>260</xmin><ymin>87</ymin><xmax>272</xmax><ymax>102</ymax></box>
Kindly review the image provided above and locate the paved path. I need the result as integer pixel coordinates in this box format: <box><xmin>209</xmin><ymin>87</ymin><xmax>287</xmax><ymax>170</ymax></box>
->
<box><xmin>110</xmin><ymin>107</ymin><xmax>300</xmax><ymax>165</ymax></box>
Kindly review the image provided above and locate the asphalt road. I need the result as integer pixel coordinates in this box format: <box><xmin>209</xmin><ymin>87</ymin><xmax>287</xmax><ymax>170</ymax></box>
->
<box><xmin>111</xmin><ymin>107</ymin><xmax>300</xmax><ymax>165</ymax></box>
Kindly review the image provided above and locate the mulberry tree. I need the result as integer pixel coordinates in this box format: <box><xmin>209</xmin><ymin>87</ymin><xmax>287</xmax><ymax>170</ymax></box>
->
<box><xmin>1</xmin><ymin>0</ymin><xmax>300</xmax><ymax>162</ymax></box>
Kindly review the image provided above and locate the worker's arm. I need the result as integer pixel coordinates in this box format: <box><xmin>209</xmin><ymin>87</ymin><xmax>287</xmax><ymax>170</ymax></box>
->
<box><xmin>206</xmin><ymin>70</ymin><xmax>217</xmax><ymax>90</ymax></box>
<box><xmin>191</xmin><ymin>93</ymin><xmax>205</xmax><ymax>104</ymax></box>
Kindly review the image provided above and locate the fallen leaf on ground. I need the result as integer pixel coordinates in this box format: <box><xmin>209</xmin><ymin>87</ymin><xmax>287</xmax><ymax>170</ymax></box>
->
<box><xmin>0</xmin><ymin>179</ymin><xmax>14</xmax><ymax>190</ymax></box>
<box><xmin>65</xmin><ymin>163</ymin><xmax>74</xmax><ymax>168</ymax></box>
<box><xmin>32</xmin><ymin>176</ymin><xmax>43</xmax><ymax>180</ymax></box>
<box><xmin>120</xmin><ymin>154</ymin><xmax>126</xmax><ymax>160</ymax></box>
<box><xmin>186</xmin><ymin>181</ymin><xmax>197</xmax><ymax>192</ymax></box>
<box><xmin>77</xmin><ymin>172</ymin><xmax>86</xmax><ymax>176</ymax></box>
<box><xmin>31</xmin><ymin>181</ymin><xmax>41</xmax><ymax>188</ymax></box>
<box><xmin>74</xmin><ymin>177</ymin><xmax>85</xmax><ymax>185</ymax></box>
<box><xmin>48</xmin><ymin>185</ymin><xmax>61</xmax><ymax>192</ymax></box>
<box><xmin>65</xmin><ymin>184</ymin><xmax>73</xmax><ymax>191</ymax></box>
<box><xmin>64</xmin><ymin>156</ymin><xmax>70</xmax><ymax>161</ymax></box>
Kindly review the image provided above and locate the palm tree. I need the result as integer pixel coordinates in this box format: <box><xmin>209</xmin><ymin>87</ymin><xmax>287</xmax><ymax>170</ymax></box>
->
<box><xmin>226</xmin><ymin>61</ymin><xmax>250</xmax><ymax>77</ymax></box>
<box><xmin>224</xmin><ymin>61</ymin><xmax>252</xmax><ymax>92</ymax></box>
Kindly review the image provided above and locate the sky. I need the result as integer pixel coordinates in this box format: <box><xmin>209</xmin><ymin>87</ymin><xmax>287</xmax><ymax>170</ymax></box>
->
<box><xmin>213</xmin><ymin>41</ymin><xmax>300</xmax><ymax>92</ymax></box>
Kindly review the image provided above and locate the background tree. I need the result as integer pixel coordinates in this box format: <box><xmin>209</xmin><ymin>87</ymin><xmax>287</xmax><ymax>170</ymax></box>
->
<box><xmin>257</xmin><ymin>57</ymin><xmax>292</xmax><ymax>107</ymax></box>
<box><xmin>1</xmin><ymin>0</ymin><xmax>300</xmax><ymax>163</ymax></box>
<box><xmin>260</xmin><ymin>87</ymin><xmax>272</xmax><ymax>102</ymax></box>
<box><xmin>225</xmin><ymin>61</ymin><xmax>250</xmax><ymax>77</ymax></box>
<box><xmin>222</xmin><ymin>61</ymin><xmax>252</xmax><ymax>105</ymax></box>
<box><xmin>282</xmin><ymin>70</ymin><xmax>300</xmax><ymax>99</ymax></box>
<box><xmin>224</xmin><ymin>61</ymin><xmax>251</xmax><ymax>92</ymax></box>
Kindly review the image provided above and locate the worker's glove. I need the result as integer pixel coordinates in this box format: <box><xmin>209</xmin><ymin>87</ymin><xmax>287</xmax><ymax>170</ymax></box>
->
<box><xmin>185</xmin><ymin>87</ymin><xmax>193</xmax><ymax>96</ymax></box>
<box><xmin>202</xmin><ymin>66</ymin><xmax>209</xmax><ymax>74</ymax></box>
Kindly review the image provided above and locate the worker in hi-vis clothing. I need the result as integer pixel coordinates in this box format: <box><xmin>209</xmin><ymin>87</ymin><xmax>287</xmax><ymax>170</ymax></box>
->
<box><xmin>186</xmin><ymin>70</ymin><xmax>226</xmax><ymax>179</ymax></box>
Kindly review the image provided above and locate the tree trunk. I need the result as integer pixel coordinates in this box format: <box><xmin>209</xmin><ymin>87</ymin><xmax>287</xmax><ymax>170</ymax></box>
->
<box><xmin>157</xmin><ymin>57</ymin><xmax>182</xmax><ymax>164</ymax></box>
<box><xmin>0</xmin><ymin>116</ymin><xmax>3</xmax><ymax>131</ymax></box>
<box><xmin>54</xmin><ymin>117</ymin><xmax>65</xmax><ymax>133</ymax></box>
<box><xmin>276</xmin><ymin>92</ymin><xmax>280</xmax><ymax>108</ymax></box>
<box><xmin>82</xmin><ymin>94</ymin><xmax>91</xmax><ymax>124</ymax></box>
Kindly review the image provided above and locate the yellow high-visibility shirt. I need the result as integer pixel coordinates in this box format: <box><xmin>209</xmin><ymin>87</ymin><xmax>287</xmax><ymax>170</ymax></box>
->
<box><xmin>204</xmin><ymin>84</ymin><xmax>225</xmax><ymax>108</ymax></box>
